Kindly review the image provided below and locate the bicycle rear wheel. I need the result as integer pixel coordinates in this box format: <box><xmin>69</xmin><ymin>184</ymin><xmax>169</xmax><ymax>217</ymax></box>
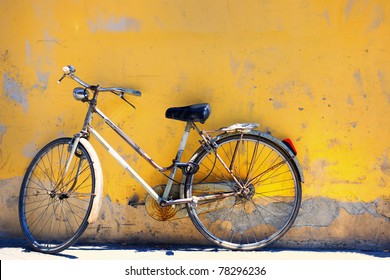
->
<box><xmin>185</xmin><ymin>134</ymin><xmax>301</xmax><ymax>250</ymax></box>
<box><xmin>19</xmin><ymin>137</ymin><xmax>97</xmax><ymax>253</ymax></box>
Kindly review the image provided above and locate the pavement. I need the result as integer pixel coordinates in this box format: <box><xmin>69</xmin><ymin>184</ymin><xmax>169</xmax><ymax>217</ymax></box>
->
<box><xmin>1</xmin><ymin>241</ymin><xmax>390</xmax><ymax>280</ymax></box>
<box><xmin>1</xmin><ymin>240</ymin><xmax>389</xmax><ymax>260</ymax></box>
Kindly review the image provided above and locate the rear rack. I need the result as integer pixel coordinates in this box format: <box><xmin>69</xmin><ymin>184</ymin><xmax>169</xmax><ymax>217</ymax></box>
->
<box><xmin>210</xmin><ymin>123</ymin><xmax>260</xmax><ymax>133</ymax></box>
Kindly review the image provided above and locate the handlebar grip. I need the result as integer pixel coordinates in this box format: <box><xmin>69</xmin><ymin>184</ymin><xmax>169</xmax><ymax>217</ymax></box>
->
<box><xmin>63</xmin><ymin>65</ymin><xmax>76</xmax><ymax>74</ymax></box>
<box><xmin>57</xmin><ymin>74</ymin><xmax>66</xmax><ymax>84</ymax></box>
<box><xmin>127</xmin><ymin>89</ymin><xmax>142</xmax><ymax>96</ymax></box>
<box><xmin>58</xmin><ymin>65</ymin><xmax>76</xmax><ymax>84</ymax></box>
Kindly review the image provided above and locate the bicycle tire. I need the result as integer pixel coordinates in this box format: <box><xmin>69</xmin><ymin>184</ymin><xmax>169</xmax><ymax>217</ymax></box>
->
<box><xmin>18</xmin><ymin>137</ymin><xmax>98</xmax><ymax>253</ymax></box>
<box><xmin>185</xmin><ymin>133</ymin><xmax>302</xmax><ymax>250</ymax></box>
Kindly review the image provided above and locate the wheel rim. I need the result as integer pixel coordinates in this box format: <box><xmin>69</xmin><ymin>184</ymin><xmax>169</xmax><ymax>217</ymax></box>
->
<box><xmin>187</xmin><ymin>135</ymin><xmax>301</xmax><ymax>249</ymax></box>
<box><xmin>19</xmin><ymin>139</ymin><xmax>95</xmax><ymax>252</ymax></box>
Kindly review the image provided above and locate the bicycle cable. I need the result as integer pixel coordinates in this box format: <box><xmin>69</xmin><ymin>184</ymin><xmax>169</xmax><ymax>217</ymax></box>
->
<box><xmin>158</xmin><ymin>170</ymin><xmax>183</xmax><ymax>185</ymax></box>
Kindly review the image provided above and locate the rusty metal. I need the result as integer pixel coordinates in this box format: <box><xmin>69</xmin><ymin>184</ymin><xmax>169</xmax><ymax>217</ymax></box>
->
<box><xmin>145</xmin><ymin>185</ymin><xmax>184</xmax><ymax>221</ymax></box>
<box><xmin>145</xmin><ymin>182</ymin><xmax>239</xmax><ymax>221</ymax></box>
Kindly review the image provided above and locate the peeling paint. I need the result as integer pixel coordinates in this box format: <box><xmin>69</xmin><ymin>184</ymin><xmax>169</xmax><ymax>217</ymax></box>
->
<box><xmin>368</xmin><ymin>5</ymin><xmax>384</xmax><ymax>31</ymax></box>
<box><xmin>2</xmin><ymin>73</ymin><xmax>29</xmax><ymax>112</ymax></box>
<box><xmin>84</xmin><ymin>196</ymin><xmax>390</xmax><ymax>249</ymax></box>
<box><xmin>327</xmin><ymin>138</ymin><xmax>341</xmax><ymax>149</ymax></box>
<box><xmin>0</xmin><ymin>125</ymin><xmax>6</xmax><ymax>163</ymax></box>
<box><xmin>353</xmin><ymin>70</ymin><xmax>367</xmax><ymax>98</ymax></box>
<box><xmin>331</xmin><ymin>178</ymin><xmax>363</xmax><ymax>185</ymax></box>
<box><xmin>23</xmin><ymin>142</ymin><xmax>38</xmax><ymax>158</ymax></box>
<box><xmin>25</xmin><ymin>40</ymin><xmax>32</xmax><ymax>64</ymax></box>
<box><xmin>346</xmin><ymin>95</ymin><xmax>354</xmax><ymax>105</ymax></box>
<box><xmin>321</xmin><ymin>10</ymin><xmax>330</xmax><ymax>25</ymax></box>
<box><xmin>380</xmin><ymin>151</ymin><xmax>390</xmax><ymax>175</ymax></box>
<box><xmin>34</xmin><ymin>70</ymin><xmax>49</xmax><ymax>91</ymax></box>
<box><xmin>229</xmin><ymin>52</ymin><xmax>240</xmax><ymax>75</ymax></box>
<box><xmin>0</xmin><ymin>125</ymin><xmax>6</xmax><ymax>144</ymax></box>
<box><xmin>272</xmin><ymin>99</ymin><xmax>286</xmax><ymax>109</ymax></box>
<box><xmin>6</xmin><ymin>195</ymin><xmax>18</xmax><ymax>208</ymax></box>
<box><xmin>295</xmin><ymin>197</ymin><xmax>390</xmax><ymax>228</ymax></box>
<box><xmin>377</xmin><ymin>70</ymin><xmax>390</xmax><ymax>103</ymax></box>
<box><xmin>295</xmin><ymin>198</ymin><xmax>339</xmax><ymax>227</ymax></box>
<box><xmin>353</xmin><ymin>70</ymin><xmax>363</xmax><ymax>86</ymax></box>
<box><xmin>1</xmin><ymin>49</ymin><xmax>9</xmax><ymax>63</ymax></box>
<box><xmin>273</xmin><ymin>80</ymin><xmax>313</xmax><ymax>101</ymax></box>
<box><xmin>344</xmin><ymin>0</ymin><xmax>355</xmax><ymax>20</ymax></box>
<box><xmin>309</xmin><ymin>159</ymin><xmax>333</xmax><ymax>187</ymax></box>
<box><xmin>244</xmin><ymin>60</ymin><xmax>255</xmax><ymax>72</ymax></box>
<box><xmin>88</xmin><ymin>16</ymin><xmax>142</xmax><ymax>32</ymax></box>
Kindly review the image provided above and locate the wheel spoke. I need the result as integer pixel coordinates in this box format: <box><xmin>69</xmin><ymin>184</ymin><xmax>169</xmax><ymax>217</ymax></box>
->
<box><xmin>19</xmin><ymin>138</ymin><xmax>96</xmax><ymax>253</ymax></box>
<box><xmin>186</xmin><ymin>134</ymin><xmax>301</xmax><ymax>250</ymax></box>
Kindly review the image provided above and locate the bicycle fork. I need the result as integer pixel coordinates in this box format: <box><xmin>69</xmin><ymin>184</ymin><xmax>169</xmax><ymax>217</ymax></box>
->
<box><xmin>52</xmin><ymin>134</ymin><xmax>83</xmax><ymax>194</ymax></box>
<box><xmin>64</xmin><ymin>135</ymin><xmax>81</xmax><ymax>174</ymax></box>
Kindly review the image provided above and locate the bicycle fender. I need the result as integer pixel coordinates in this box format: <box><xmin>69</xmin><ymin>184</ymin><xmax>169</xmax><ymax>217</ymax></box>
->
<box><xmin>79</xmin><ymin>138</ymin><xmax>104</xmax><ymax>224</ymax></box>
<box><xmin>212</xmin><ymin>131</ymin><xmax>305</xmax><ymax>183</ymax></box>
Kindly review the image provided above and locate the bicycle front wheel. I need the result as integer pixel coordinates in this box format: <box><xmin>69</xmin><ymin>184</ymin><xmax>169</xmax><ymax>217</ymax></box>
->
<box><xmin>185</xmin><ymin>134</ymin><xmax>301</xmax><ymax>250</ymax></box>
<box><xmin>19</xmin><ymin>137</ymin><xmax>97</xmax><ymax>253</ymax></box>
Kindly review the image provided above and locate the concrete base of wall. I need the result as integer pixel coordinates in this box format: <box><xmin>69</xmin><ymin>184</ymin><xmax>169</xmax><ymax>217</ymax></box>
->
<box><xmin>1</xmin><ymin>177</ymin><xmax>389</xmax><ymax>250</ymax></box>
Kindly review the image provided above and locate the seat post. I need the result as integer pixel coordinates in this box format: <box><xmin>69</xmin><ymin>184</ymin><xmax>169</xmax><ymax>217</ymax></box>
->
<box><xmin>177</xmin><ymin>122</ymin><xmax>193</xmax><ymax>157</ymax></box>
<box><xmin>162</xmin><ymin>122</ymin><xmax>193</xmax><ymax>200</ymax></box>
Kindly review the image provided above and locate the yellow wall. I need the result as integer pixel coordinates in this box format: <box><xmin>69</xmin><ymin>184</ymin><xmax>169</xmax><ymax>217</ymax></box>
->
<box><xmin>0</xmin><ymin>0</ymin><xmax>389</xmax><ymax>249</ymax></box>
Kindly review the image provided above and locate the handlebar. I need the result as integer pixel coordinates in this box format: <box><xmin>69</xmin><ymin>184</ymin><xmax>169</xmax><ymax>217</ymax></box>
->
<box><xmin>57</xmin><ymin>65</ymin><xmax>142</xmax><ymax>97</ymax></box>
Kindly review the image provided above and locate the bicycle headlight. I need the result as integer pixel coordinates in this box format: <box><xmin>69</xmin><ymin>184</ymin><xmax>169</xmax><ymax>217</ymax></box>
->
<box><xmin>73</xmin><ymin>87</ymin><xmax>89</xmax><ymax>102</ymax></box>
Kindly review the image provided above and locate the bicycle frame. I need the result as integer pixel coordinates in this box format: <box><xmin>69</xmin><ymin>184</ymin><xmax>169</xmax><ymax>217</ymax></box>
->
<box><xmin>18</xmin><ymin>65</ymin><xmax>305</xmax><ymax>253</ymax></box>
<box><xmin>88</xmin><ymin>110</ymin><xmax>190</xmax><ymax>204</ymax></box>
<box><xmin>70</xmin><ymin>88</ymin><xmax>235</xmax><ymax>208</ymax></box>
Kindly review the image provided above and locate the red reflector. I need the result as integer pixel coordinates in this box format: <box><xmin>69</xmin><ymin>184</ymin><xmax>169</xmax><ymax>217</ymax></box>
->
<box><xmin>282</xmin><ymin>138</ymin><xmax>297</xmax><ymax>155</ymax></box>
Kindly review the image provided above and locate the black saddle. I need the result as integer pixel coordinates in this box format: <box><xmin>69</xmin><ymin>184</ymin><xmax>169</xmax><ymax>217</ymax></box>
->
<box><xmin>165</xmin><ymin>103</ymin><xmax>211</xmax><ymax>124</ymax></box>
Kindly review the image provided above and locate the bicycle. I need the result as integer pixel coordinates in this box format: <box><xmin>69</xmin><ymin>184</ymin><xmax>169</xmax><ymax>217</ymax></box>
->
<box><xmin>18</xmin><ymin>65</ymin><xmax>304</xmax><ymax>254</ymax></box>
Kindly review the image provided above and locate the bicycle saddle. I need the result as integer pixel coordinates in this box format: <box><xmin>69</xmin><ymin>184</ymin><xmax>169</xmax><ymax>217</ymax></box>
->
<box><xmin>165</xmin><ymin>103</ymin><xmax>211</xmax><ymax>124</ymax></box>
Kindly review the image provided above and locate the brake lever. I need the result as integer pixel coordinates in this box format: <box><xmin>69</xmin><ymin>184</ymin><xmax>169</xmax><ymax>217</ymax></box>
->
<box><xmin>119</xmin><ymin>93</ymin><xmax>136</xmax><ymax>109</ymax></box>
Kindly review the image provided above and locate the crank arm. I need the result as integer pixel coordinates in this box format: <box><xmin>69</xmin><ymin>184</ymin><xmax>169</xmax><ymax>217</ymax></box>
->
<box><xmin>160</xmin><ymin>192</ymin><xmax>237</xmax><ymax>207</ymax></box>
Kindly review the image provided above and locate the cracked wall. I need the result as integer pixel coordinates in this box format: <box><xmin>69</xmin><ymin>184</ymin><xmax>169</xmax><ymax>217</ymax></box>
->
<box><xmin>0</xmin><ymin>0</ymin><xmax>389</xmax><ymax>249</ymax></box>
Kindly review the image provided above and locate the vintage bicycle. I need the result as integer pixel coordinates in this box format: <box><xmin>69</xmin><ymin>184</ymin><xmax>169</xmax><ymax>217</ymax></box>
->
<box><xmin>18</xmin><ymin>65</ymin><xmax>304</xmax><ymax>253</ymax></box>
